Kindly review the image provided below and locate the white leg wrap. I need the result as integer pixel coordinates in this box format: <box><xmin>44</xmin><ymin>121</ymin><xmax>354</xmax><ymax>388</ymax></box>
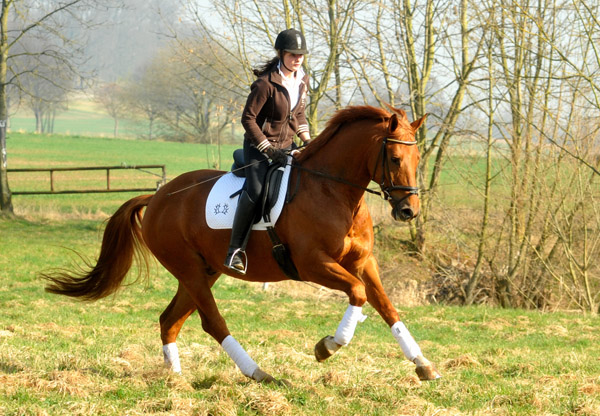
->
<box><xmin>221</xmin><ymin>335</ymin><xmax>259</xmax><ymax>378</ymax></box>
<box><xmin>162</xmin><ymin>343</ymin><xmax>182</xmax><ymax>373</ymax></box>
<box><xmin>333</xmin><ymin>305</ymin><xmax>368</xmax><ymax>346</ymax></box>
<box><xmin>391</xmin><ymin>321</ymin><xmax>422</xmax><ymax>362</ymax></box>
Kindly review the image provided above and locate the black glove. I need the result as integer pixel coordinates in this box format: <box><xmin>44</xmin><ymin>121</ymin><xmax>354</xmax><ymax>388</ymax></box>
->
<box><xmin>265</xmin><ymin>147</ymin><xmax>288</xmax><ymax>166</ymax></box>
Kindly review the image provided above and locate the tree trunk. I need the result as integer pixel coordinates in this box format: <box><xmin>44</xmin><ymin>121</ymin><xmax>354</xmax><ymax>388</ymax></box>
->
<box><xmin>0</xmin><ymin>0</ymin><xmax>13</xmax><ymax>215</ymax></box>
<box><xmin>465</xmin><ymin>34</ymin><xmax>495</xmax><ymax>305</ymax></box>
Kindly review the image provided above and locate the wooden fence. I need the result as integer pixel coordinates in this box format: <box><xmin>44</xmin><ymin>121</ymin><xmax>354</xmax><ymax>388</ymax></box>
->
<box><xmin>8</xmin><ymin>165</ymin><xmax>167</xmax><ymax>195</ymax></box>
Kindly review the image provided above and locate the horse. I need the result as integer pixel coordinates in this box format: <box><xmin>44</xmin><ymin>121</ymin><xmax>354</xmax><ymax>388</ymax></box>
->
<box><xmin>41</xmin><ymin>105</ymin><xmax>441</xmax><ymax>384</ymax></box>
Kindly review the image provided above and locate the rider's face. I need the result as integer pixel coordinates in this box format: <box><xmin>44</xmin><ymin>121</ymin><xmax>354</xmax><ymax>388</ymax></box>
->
<box><xmin>281</xmin><ymin>52</ymin><xmax>304</xmax><ymax>73</ymax></box>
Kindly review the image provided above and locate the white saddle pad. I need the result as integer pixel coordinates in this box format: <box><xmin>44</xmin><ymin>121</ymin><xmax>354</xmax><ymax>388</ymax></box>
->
<box><xmin>205</xmin><ymin>158</ymin><xmax>292</xmax><ymax>230</ymax></box>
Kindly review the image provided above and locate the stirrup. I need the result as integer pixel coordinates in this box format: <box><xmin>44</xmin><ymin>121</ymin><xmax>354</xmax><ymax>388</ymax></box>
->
<box><xmin>224</xmin><ymin>248</ymin><xmax>248</xmax><ymax>274</ymax></box>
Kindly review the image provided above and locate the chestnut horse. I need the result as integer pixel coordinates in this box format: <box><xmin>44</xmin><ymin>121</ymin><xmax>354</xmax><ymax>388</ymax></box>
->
<box><xmin>42</xmin><ymin>105</ymin><xmax>440</xmax><ymax>384</ymax></box>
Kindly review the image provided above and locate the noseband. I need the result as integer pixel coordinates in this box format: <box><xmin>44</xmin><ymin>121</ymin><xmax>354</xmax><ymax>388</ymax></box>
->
<box><xmin>375</xmin><ymin>137</ymin><xmax>419</xmax><ymax>205</ymax></box>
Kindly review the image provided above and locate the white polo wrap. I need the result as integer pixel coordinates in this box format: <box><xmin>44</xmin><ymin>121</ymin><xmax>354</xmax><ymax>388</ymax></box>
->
<box><xmin>334</xmin><ymin>305</ymin><xmax>368</xmax><ymax>346</ymax></box>
<box><xmin>162</xmin><ymin>343</ymin><xmax>182</xmax><ymax>373</ymax></box>
<box><xmin>221</xmin><ymin>335</ymin><xmax>259</xmax><ymax>378</ymax></box>
<box><xmin>391</xmin><ymin>321</ymin><xmax>422</xmax><ymax>362</ymax></box>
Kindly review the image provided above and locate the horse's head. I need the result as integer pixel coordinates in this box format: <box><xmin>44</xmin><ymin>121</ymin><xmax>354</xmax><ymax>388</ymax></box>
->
<box><xmin>373</xmin><ymin>109</ymin><xmax>426</xmax><ymax>222</ymax></box>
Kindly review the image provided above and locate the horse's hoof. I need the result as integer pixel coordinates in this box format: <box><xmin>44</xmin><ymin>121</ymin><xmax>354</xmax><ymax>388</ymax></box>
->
<box><xmin>252</xmin><ymin>368</ymin><xmax>276</xmax><ymax>383</ymax></box>
<box><xmin>414</xmin><ymin>355</ymin><xmax>442</xmax><ymax>381</ymax></box>
<box><xmin>251</xmin><ymin>368</ymin><xmax>292</xmax><ymax>387</ymax></box>
<box><xmin>416</xmin><ymin>364</ymin><xmax>442</xmax><ymax>380</ymax></box>
<box><xmin>315</xmin><ymin>335</ymin><xmax>342</xmax><ymax>362</ymax></box>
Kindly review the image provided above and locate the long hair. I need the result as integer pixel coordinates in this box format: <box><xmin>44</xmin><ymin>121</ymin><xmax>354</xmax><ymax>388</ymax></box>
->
<box><xmin>252</xmin><ymin>52</ymin><xmax>281</xmax><ymax>77</ymax></box>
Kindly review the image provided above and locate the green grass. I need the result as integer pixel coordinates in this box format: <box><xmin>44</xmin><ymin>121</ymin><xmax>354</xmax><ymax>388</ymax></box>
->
<box><xmin>2</xmin><ymin>128</ymin><xmax>600</xmax><ymax>414</ymax></box>
<box><xmin>7</xmin><ymin>132</ymin><xmax>238</xmax><ymax>216</ymax></box>
<box><xmin>1</xmin><ymin>217</ymin><xmax>599</xmax><ymax>415</ymax></box>
<box><xmin>9</xmin><ymin>99</ymin><xmax>149</xmax><ymax>138</ymax></box>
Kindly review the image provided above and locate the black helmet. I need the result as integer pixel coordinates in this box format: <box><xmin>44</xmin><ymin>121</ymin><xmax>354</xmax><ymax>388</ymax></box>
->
<box><xmin>274</xmin><ymin>29</ymin><xmax>308</xmax><ymax>55</ymax></box>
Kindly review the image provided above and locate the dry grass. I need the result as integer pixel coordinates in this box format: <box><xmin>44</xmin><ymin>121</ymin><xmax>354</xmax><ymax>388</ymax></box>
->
<box><xmin>2</xmin><ymin>212</ymin><xmax>600</xmax><ymax>415</ymax></box>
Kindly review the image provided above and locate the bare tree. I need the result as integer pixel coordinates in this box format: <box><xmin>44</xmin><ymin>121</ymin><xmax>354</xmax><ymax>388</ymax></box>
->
<box><xmin>157</xmin><ymin>38</ymin><xmax>244</xmax><ymax>143</ymax></box>
<box><xmin>440</xmin><ymin>0</ymin><xmax>600</xmax><ymax>312</ymax></box>
<box><xmin>0</xmin><ymin>0</ymin><xmax>119</xmax><ymax>215</ymax></box>
<box><xmin>463</xmin><ymin>17</ymin><xmax>496</xmax><ymax>305</ymax></box>
<box><xmin>17</xmin><ymin>50</ymin><xmax>73</xmax><ymax>133</ymax></box>
<box><xmin>123</xmin><ymin>62</ymin><xmax>167</xmax><ymax>141</ymax></box>
<box><xmin>94</xmin><ymin>82</ymin><xmax>128</xmax><ymax>138</ymax></box>
<box><xmin>173</xmin><ymin>0</ymin><xmax>364</xmax><ymax>135</ymax></box>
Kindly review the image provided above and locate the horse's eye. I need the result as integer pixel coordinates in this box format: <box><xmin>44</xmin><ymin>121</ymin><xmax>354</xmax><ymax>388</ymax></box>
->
<box><xmin>391</xmin><ymin>157</ymin><xmax>401</xmax><ymax>165</ymax></box>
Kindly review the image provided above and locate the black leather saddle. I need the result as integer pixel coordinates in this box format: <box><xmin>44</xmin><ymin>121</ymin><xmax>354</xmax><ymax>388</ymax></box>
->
<box><xmin>230</xmin><ymin>149</ymin><xmax>286</xmax><ymax>223</ymax></box>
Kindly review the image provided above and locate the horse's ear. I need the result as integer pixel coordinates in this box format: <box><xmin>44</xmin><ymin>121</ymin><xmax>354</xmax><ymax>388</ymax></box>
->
<box><xmin>389</xmin><ymin>114</ymin><xmax>399</xmax><ymax>133</ymax></box>
<box><xmin>411</xmin><ymin>114</ymin><xmax>428</xmax><ymax>132</ymax></box>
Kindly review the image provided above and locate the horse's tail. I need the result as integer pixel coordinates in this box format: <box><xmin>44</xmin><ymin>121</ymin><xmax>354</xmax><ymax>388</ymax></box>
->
<box><xmin>41</xmin><ymin>194</ymin><xmax>153</xmax><ymax>301</ymax></box>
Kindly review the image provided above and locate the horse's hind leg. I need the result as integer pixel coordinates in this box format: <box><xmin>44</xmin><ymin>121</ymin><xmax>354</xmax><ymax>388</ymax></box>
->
<box><xmin>157</xmin><ymin>251</ymin><xmax>281</xmax><ymax>384</ymax></box>
<box><xmin>160</xmin><ymin>283</ymin><xmax>197</xmax><ymax>373</ymax></box>
<box><xmin>179</xmin><ymin>274</ymin><xmax>282</xmax><ymax>384</ymax></box>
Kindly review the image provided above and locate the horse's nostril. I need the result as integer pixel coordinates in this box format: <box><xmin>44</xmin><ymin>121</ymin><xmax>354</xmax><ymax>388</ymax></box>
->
<box><xmin>400</xmin><ymin>208</ymin><xmax>414</xmax><ymax>220</ymax></box>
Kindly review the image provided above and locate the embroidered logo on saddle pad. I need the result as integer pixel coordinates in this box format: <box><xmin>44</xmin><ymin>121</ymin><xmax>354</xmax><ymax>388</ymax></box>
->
<box><xmin>205</xmin><ymin>161</ymin><xmax>292</xmax><ymax>230</ymax></box>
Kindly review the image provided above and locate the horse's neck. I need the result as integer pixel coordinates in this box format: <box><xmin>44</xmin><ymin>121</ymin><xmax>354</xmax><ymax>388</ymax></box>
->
<box><xmin>303</xmin><ymin>132</ymin><xmax>376</xmax><ymax>203</ymax></box>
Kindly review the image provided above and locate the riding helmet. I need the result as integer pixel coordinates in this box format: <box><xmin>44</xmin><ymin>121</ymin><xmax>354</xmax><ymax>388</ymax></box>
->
<box><xmin>274</xmin><ymin>29</ymin><xmax>309</xmax><ymax>55</ymax></box>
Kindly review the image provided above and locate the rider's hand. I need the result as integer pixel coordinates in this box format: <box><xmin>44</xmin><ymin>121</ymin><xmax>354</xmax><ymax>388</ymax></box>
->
<box><xmin>265</xmin><ymin>146</ymin><xmax>288</xmax><ymax>166</ymax></box>
<box><xmin>291</xmin><ymin>139</ymin><xmax>311</xmax><ymax>157</ymax></box>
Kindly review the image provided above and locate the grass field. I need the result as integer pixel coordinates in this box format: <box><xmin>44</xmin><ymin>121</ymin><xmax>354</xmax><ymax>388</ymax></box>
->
<box><xmin>1</xmin><ymin>216</ymin><xmax>600</xmax><ymax>415</ymax></box>
<box><xmin>2</xmin><ymin>132</ymin><xmax>600</xmax><ymax>415</ymax></box>
<box><xmin>9</xmin><ymin>99</ymin><xmax>149</xmax><ymax>138</ymax></box>
<box><xmin>7</xmin><ymin>132</ymin><xmax>238</xmax><ymax>218</ymax></box>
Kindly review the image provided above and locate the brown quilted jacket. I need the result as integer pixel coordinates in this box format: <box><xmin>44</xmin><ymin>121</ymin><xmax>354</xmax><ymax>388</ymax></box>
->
<box><xmin>241</xmin><ymin>67</ymin><xmax>309</xmax><ymax>150</ymax></box>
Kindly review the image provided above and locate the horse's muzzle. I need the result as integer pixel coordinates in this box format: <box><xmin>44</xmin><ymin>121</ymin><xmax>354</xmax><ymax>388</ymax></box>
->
<box><xmin>391</xmin><ymin>199</ymin><xmax>419</xmax><ymax>222</ymax></box>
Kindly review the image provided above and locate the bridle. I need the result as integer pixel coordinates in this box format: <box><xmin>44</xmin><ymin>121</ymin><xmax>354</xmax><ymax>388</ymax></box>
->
<box><xmin>375</xmin><ymin>137</ymin><xmax>419</xmax><ymax>205</ymax></box>
<box><xmin>290</xmin><ymin>136</ymin><xmax>419</xmax><ymax>204</ymax></box>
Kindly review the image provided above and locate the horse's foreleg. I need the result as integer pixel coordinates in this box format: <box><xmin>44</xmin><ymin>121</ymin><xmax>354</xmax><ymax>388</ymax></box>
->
<box><xmin>362</xmin><ymin>256</ymin><xmax>441</xmax><ymax>381</ymax></box>
<box><xmin>159</xmin><ymin>283</ymin><xmax>197</xmax><ymax>373</ymax></box>
<box><xmin>315</xmin><ymin>304</ymin><xmax>368</xmax><ymax>361</ymax></box>
<box><xmin>299</xmin><ymin>253</ymin><xmax>370</xmax><ymax>362</ymax></box>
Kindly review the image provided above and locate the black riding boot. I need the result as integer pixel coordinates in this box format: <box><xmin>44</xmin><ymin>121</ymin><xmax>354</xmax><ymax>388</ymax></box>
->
<box><xmin>224</xmin><ymin>191</ymin><xmax>256</xmax><ymax>274</ymax></box>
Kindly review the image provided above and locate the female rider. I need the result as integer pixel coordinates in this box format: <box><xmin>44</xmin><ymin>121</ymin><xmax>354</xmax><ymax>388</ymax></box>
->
<box><xmin>224</xmin><ymin>28</ymin><xmax>311</xmax><ymax>274</ymax></box>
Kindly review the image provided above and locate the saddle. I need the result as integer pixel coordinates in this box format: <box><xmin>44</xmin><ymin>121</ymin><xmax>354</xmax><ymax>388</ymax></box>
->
<box><xmin>230</xmin><ymin>149</ymin><xmax>300</xmax><ymax>281</ymax></box>
<box><xmin>230</xmin><ymin>149</ymin><xmax>285</xmax><ymax>223</ymax></box>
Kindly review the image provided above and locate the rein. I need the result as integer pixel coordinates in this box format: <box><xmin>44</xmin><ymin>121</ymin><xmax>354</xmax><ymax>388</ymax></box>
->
<box><xmin>166</xmin><ymin>160</ymin><xmax>263</xmax><ymax>196</ymax></box>
<box><xmin>290</xmin><ymin>164</ymin><xmax>385</xmax><ymax>198</ymax></box>
<box><xmin>166</xmin><ymin>137</ymin><xmax>419</xmax><ymax>202</ymax></box>
<box><xmin>291</xmin><ymin>137</ymin><xmax>419</xmax><ymax>203</ymax></box>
